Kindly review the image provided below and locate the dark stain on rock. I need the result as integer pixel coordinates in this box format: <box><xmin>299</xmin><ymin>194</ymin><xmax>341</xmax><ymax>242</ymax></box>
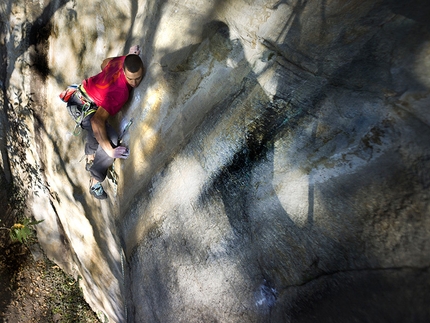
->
<box><xmin>361</xmin><ymin>126</ymin><xmax>384</xmax><ymax>148</ymax></box>
<box><xmin>29</xmin><ymin>20</ymin><xmax>52</xmax><ymax>81</ymax></box>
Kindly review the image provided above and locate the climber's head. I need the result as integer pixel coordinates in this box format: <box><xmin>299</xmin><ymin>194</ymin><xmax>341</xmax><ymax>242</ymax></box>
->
<box><xmin>124</xmin><ymin>54</ymin><xmax>144</xmax><ymax>88</ymax></box>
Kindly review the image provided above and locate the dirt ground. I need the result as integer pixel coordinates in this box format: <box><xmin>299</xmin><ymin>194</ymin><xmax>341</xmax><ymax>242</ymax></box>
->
<box><xmin>0</xmin><ymin>201</ymin><xmax>100</xmax><ymax>323</ymax></box>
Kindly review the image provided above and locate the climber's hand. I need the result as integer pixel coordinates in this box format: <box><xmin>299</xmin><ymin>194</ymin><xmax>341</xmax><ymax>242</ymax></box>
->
<box><xmin>128</xmin><ymin>45</ymin><xmax>140</xmax><ymax>55</ymax></box>
<box><xmin>112</xmin><ymin>146</ymin><xmax>130</xmax><ymax>159</ymax></box>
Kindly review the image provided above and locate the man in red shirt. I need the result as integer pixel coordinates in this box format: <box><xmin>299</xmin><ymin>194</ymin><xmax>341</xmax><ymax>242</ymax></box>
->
<box><xmin>69</xmin><ymin>50</ymin><xmax>144</xmax><ymax>199</ymax></box>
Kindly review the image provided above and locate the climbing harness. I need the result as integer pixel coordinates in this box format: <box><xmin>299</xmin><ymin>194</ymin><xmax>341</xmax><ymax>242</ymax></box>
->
<box><xmin>59</xmin><ymin>84</ymin><xmax>97</xmax><ymax>136</ymax></box>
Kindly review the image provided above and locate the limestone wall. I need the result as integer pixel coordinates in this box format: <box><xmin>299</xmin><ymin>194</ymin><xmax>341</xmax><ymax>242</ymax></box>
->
<box><xmin>1</xmin><ymin>0</ymin><xmax>430</xmax><ymax>322</ymax></box>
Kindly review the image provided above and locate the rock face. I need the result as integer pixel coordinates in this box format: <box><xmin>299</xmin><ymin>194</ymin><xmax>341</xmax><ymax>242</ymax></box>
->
<box><xmin>1</xmin><ymin>0</ymin><xmax>430</xmax><ymax>322</ymax></box>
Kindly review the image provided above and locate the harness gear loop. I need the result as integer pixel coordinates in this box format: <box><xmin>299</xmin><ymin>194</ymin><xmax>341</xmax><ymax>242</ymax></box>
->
<box><xmin>72</xmin><ymin>101</ymin><xmax>97</xmax><ymax>136</ymax></box>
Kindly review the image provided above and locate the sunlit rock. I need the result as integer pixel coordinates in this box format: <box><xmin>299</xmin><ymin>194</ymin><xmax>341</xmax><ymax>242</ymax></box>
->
<box><xmin>1</xmin><ymin>0</ymin><xmax>430</xmax><ymax>322</ymax></box>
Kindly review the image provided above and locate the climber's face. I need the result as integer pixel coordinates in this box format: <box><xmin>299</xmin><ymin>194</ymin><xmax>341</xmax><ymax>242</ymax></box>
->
<box><xmin>124</xmin><ymin>67</ymin><xmax>143</xmax><ymax>88</ymax></box>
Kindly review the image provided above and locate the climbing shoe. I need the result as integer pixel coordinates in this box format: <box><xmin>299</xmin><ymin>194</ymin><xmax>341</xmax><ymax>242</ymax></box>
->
<box><xmin>90</xmin><ymin>181</ymin><xmax>108</xmax><ymax>199</ymax></box>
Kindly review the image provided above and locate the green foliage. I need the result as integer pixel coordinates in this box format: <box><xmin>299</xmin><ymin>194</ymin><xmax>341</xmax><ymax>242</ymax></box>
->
<box><xmin>9</xmin><ymin>218</ymin><xmax>44</xmax><ymax>243</ymax></box>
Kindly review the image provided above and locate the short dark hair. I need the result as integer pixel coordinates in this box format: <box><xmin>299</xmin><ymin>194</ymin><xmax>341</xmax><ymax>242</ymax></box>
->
<box><xmin>124</xmin><ymin>54</ymin><xmax>144</xmax><ymax>73</ymax></box>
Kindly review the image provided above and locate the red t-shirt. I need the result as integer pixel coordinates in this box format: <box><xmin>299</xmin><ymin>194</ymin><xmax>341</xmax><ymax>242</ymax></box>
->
<box><xmin>82</xmin><ymin>56</ymin><xmax>131</xmax><ymax>115</ymax></box>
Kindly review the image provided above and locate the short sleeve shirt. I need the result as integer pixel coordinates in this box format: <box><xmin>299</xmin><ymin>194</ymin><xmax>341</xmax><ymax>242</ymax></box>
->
<box><xmin>82</xmin><ymin>56</ymin><xmax>131</xmax><ymax>115</ymax></box>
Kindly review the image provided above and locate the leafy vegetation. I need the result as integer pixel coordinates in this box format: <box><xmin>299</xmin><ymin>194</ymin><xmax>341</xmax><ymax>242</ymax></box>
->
<box><xmin>9</xmin><ymin>218</ymin><xmax>44</xmax><ymax>244</ymax></box>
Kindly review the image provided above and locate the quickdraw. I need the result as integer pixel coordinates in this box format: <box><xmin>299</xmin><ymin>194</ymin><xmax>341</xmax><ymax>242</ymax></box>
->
<box><xmin>70</xmin><ymin>102</ymin><xmax>97</xmax><ymax>136</ymax></box>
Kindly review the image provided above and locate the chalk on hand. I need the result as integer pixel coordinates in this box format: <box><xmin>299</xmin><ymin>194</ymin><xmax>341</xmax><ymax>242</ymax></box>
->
<box><xmin>128</xmin><ymin>45</ymin><xmax>140</xmax><ymax>55</ymax></box>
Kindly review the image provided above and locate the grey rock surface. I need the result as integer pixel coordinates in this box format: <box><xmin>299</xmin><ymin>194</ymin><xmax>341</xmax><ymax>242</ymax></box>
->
<box><xmin>1</xmin><ymin>0</ymin><xmax>430</xmax><ymax>322</ymax></box>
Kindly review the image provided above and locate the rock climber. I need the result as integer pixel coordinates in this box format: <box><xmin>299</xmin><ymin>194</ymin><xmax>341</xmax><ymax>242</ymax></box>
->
<box><xmin>67</xmin><ymin>45</ymin><xmax>144</xmax><ymax>199</ymax></box>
